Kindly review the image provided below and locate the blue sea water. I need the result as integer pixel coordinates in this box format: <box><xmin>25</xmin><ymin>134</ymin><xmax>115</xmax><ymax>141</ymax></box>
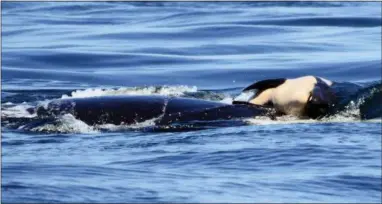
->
<box><xmin>1</xmin><ymin>2</ymin><xmax>381</xmax><ymax>203</ymax></box>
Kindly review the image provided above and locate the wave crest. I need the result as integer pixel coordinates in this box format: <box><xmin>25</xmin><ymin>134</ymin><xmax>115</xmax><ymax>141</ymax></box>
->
<box><xmin>61</xmin><ymin>85</ymin><xmax>198</xmax><ymax>99</ymax></box>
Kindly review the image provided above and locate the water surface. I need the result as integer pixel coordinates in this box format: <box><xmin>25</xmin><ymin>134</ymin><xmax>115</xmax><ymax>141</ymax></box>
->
<box><xmin>1</xmin><ymin>2</ymin><xmax>381</xmax><ymax>203</ymax></box>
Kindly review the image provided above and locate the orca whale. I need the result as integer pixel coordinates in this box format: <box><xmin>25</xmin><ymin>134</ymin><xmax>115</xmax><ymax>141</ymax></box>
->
<box><xmin>19</xmin><ymin>76</ymin><xmax>379</xmax><ymax>130</ymax></box>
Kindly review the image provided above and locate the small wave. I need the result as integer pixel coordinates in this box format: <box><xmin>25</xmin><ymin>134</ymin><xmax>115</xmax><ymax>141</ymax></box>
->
<box><xmin>61</xmin><ymin>85</ymin><xmax>198</xmax><ymax>99</ymax></box>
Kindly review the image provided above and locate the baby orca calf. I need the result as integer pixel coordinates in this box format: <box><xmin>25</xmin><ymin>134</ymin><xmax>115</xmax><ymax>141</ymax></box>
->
<box><xmin>234</xmin><ymin>76</ymin><xmax>336</xmax><ymax>119</ymax></box>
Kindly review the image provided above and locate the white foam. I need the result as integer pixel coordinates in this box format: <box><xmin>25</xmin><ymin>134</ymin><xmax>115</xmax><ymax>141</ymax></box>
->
<box><xmin>61</xmin><ymin>85</ymin><xmax>198</xmax><ymax>99</ymax></box>
<box><xmin>30</xmin><ymin>114</ymin><xmax>99</xmax><ymax>134</ymax></box>
<box><xmin>1</xmin><ymin>103</ymin><xmax>36</xmax><ymax>118</ymax></box>
<box><xmin>96</xmin><ymin>116</ymin><xmax>159</xmax><ymax>131</ymax></box>
<box><xmin>323</xmin><ymin>102</ymin><xmax>360</xmax><ymax>122</ymax></box>
<box><xmin>245</xmin><ymin>111</ymin><xmax>381</xmax><ymax>125</ymax></box>
<box><xmin>323</xmin><ymin>92</ymin><xmax>371</xmax><ymax>122</ymax></box>
<box><xmin>244</xmin><ymin>115</ymin><xmax>317</xmax><ymax>125</ymax></box>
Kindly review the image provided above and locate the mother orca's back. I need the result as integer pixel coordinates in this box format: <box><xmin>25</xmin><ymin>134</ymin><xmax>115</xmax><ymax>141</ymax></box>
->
<box><xmin>37</xmin><ymin>95</ymin><xmax>269</xmax><ymax>126</ymax></box>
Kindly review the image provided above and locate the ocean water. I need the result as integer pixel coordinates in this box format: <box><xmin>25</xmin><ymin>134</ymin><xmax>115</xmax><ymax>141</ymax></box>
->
<box><xmin>1</xmin><ymin>2</ymin><xmax>381</xmax><ymax>203</ymax></box>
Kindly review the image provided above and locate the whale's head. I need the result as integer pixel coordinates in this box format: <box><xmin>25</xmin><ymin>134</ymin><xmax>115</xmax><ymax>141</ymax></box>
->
<box><xmin>304</xmin><ymin>78</ymin><xmax>336</xmax><ymax>118</ymax></box>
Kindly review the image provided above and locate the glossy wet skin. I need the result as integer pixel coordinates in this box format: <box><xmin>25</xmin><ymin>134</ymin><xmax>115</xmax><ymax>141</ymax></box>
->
<box><xmin>35</xmin><ymin>95</ymin><xmax>273</xmax><ymax>126</ymax></box>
